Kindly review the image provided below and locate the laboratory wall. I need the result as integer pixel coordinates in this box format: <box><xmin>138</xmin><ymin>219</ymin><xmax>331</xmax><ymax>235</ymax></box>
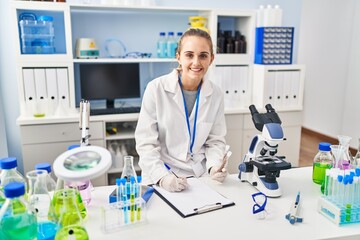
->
<box><xmin>0</xmin><ymin>0</ymin><xmax>302</xmax><ymax>173</ymax></box>
<box><xmin>0</xmin><ymin>89</ymin><xmax>8</xmax><ymax>158</ymax></box>
<box><xmin>298</xmin><ymin>0</ymin><xmax>359</xmax><ymax>148</ymax></box>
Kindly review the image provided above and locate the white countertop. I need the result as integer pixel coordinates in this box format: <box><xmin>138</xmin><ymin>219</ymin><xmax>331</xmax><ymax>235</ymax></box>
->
<box><xmin>83</xmin><ymin>167</ymin><xmax>360</xmax><ymax>240</ymax></box>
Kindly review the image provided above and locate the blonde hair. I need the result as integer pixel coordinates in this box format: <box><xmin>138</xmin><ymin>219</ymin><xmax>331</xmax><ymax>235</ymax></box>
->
<box><xmin>176</xmin><ymin>28</ymin><xmax>214</xmax><ymax>71</ymax></box>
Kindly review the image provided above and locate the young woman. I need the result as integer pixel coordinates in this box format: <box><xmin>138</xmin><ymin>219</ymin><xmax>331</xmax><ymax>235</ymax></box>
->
<box><xmin>135</xmin><ymin>28</ymin><xmax>228</xmax><ymax>192</ymax></box>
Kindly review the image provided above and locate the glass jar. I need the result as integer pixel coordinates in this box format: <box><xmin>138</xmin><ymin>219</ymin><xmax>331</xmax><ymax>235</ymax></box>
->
<box><xmin>312</xmin><ymin>142</ymin><xmax>333</xmax><ymax>185</ymax></box>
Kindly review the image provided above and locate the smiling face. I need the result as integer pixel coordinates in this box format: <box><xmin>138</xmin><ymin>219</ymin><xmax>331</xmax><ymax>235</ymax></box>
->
<box><xmin>176</xmin><ymin>30</ymin><xmax>214</xmax><ymax>91</ymax></box>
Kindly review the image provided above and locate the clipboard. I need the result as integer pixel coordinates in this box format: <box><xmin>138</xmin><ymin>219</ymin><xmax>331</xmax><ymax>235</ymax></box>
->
<box><xmin>153</xmin><ymin>177</ymin><xmax>235</xmax><ymax>218</ymax></box>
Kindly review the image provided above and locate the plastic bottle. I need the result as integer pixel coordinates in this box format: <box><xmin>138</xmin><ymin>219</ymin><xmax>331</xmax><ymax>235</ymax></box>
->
<box><xmin>273</xmin><ymin>5</ymin><xmax>283</xmax><ymax>27</ymax></box>
<box><xmin>0</xmin><ymin>157</ymin><xmax>27</xmax><ymax>204</ymax></box>
<box><xmin>166</xmin><ymin>31</ymin><xmax>177</xmax><ymax>58</ymax></box>
<box><xmin>256</xmin><ymin>5</ymin><xmax>265</xmax><ymax>27</ymax></box>
<box><xmin>157</xmin><ymin>32</ymin><xmax>167</xmax><ymax>58</ymax></box>
<box><xmin>26</xmin><ymin>169</ymin><xmax>57</xmax><ymax>240</ymax></box>
<box><xmin>35</xmin><ymin>162</ymin><xmax>57</xmax><ymax>192</ymax></box>
<box><xmin>0</xmin><ymin>182</ymin><xmax>37</xmax><ymax>240</ymax></box>
<box><xmin>312</xmin><ymin>142</ymin><xmax>333</xmax><ymax>186</ymax></box>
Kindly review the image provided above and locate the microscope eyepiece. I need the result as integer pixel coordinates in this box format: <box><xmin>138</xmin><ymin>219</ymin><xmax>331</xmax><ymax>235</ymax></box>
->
<box><xmin>249</xmin><ymin>105</ymin><xmax>259</xmax><ymax>115</ymax></box>
<box><xmin>265</xmin><ymin>104</ymin><xmax>275</xmax><ymax>113</ymax></box>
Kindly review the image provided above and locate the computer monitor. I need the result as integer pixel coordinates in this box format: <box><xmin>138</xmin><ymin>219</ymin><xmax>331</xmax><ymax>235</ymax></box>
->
<box><xmin>79</xmin><ymin>63</ymin><xmax>140</xmax><ymax>109</ymax></box>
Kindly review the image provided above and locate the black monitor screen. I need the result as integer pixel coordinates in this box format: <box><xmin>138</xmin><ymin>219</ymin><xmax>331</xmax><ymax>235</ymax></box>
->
<box><xmin>79</xmin><ymin>63</ymin><xmax>140</xmax><ymax>107</ymax></box>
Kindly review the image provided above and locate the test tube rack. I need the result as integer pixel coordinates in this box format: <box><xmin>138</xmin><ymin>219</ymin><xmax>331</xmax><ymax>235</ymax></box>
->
<box><xmin>101</xmin><ymin>197</ymin><xmax>147</xmax><ymax>233</ymax></box>
<box><xmin>317</xmin><ymin>197</ymin><xmax>360</xmax><ymax>226</ymax></box>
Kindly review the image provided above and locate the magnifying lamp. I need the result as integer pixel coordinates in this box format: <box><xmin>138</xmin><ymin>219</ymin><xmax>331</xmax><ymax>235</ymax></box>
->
<box><xmin>53</xmin><ymin>145</ymin><xmax>112</xmax><ymax>182</ymax></box>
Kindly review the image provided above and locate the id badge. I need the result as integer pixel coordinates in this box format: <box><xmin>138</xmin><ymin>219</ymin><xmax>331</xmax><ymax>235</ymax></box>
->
<box><xmin>192</xmin><ymin>160</ymin><xmax>205</xmax><ymax>178</ymax></box>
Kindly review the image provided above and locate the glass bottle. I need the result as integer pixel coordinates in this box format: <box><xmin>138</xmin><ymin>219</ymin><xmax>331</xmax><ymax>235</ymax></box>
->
<box><xmin>0</xmin><ymin>157</ymin><xmax>27</xmax><ymax>204</ymax></box>
<box><xmin>121</xmin><ymin>155</ymin><xmax>137</xmax><ymax>181</ymax></box>
<box><xmin>26</xmin><ymin>169</ymin><xmax>57</xmax><ymax>240</ymax></box>
<box><xmin>0</xmin><ymin>182</ymin><xmax>37</xmax><ymax>240</ymax></box>
<box><xmin>312</xmin><ymin>142</ymin><xmax>333</xmax><ymax>186</ymax></box>
<box><xmin>53</xmin><ymin>188</ymin><xmax>89</xmax><ymax>240</ymax></box>
<box><xmin>35</xmin><ymin>162</ymin><xmax>57</xmax><ymax>192</ymax></box>
<box><xmin>353</xmin><ymin>138</ymin><xmax>360</xmax><ymax>168</ymax></box>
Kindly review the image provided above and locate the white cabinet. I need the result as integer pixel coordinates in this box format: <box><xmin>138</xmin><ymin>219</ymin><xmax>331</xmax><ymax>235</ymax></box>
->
<box><xmin>19</xmin><ymin>121</ymin><xmax>106</xmax><ymax>186</ymax></box>
<box><xmin>12</xmin><ymin>1</ymin><xmax>303</xmax><ymax>185</ymax></box>
<box><xmin>252</xmin><ymin>64</ymin><xmax>305</xmax><ymax>111</ymax></box>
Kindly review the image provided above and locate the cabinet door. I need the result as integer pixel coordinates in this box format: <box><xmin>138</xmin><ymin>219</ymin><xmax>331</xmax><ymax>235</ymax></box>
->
<box><xmin>225</xmin><ymin>114</ymin><xmax>244</xmax><ymax>174</ymax></box>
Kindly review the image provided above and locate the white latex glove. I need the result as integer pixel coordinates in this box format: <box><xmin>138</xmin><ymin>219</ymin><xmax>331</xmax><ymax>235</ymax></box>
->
<box><xmin>209</xmin><ymin>166</ymin><xmax>228</xmax><ymax>183</ymax></box>
<box><xmin>159</xmin><ymin>174</ymin><xmax>188</xmax><ymax>192</ymax></box>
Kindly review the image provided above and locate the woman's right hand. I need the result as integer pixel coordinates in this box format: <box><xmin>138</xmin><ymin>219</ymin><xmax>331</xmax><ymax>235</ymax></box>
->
<box><xmin>159</xmin><ymin>174</ymin><xmax>188</xmax><ymax>192</ymax></box>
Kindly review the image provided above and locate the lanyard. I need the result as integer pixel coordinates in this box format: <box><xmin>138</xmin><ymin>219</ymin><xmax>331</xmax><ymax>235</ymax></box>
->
<box><xmin>178</xmin><ymin>75</ymin><xmax>201</xmax><ymax>157</ymax></box>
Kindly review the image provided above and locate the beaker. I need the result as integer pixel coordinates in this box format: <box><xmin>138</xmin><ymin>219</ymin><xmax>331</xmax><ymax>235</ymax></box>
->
<box><xmin>26</xmin><ymin>169</ymin><xmax>57</xmax><ymax>240</ymax></box>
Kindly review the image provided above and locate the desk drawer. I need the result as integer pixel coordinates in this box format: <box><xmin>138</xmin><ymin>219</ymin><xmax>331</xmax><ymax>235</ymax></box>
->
<box><xmin>21</xmin><ymin>121</ymin><xmax>104</xmax><ymax>144</ymax></box>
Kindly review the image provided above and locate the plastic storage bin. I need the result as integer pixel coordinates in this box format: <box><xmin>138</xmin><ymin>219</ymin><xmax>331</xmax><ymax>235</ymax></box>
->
<box><xmin>19</xmin><ymin>13</ymin><xmax>55</xmax><ymax>54</ymax></box>
<box><xmin>254</xmin><ymin>27</ymin><xmax>294</xmax><ymax>64</ymax></box>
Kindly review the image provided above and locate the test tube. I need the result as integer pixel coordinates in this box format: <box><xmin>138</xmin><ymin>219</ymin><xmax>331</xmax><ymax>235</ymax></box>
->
<box><xmin>130</xmin><ymin>176</ymin><xmax>135</xmax><ymax>223</ymax></box>
<box><xmin>116</xmin><ymin>178</ymin><xmax>121</xmax><ymax>203</ymax></box>
<box><xmin>120</xmin><ymin>178</ymin><xmax>128</xmax><ymax>224</ymax></box>
<box><xmin>136</xmin><ymin>176</ymin><xmax>142</xmax><ymax>221</ymax></box>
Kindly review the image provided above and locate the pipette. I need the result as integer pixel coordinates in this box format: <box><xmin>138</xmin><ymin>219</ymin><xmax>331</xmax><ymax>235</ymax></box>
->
<box><xmin>285</xmin><ymin>192</ymin><xmax>303</xmax><ymax>224</ymax></box>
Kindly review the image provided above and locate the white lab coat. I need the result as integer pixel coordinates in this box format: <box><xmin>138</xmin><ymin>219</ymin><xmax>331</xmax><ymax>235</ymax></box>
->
<box><xmin>135</xmin><ymin>69</ymin><xmax>227</xmax><ymax>185</ymax></box>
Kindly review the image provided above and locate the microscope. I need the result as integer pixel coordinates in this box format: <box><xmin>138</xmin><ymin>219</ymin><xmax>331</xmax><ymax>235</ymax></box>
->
<box><xmin>238</xmin><ymin>104</ymin><xmax>291</xmax><ymax>197</ymax></box>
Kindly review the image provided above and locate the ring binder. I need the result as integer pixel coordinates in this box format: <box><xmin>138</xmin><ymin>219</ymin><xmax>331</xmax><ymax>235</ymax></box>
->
<box><xmin>194</xmin><ymin>203</ymin><xmax>222</xmax><ymax>214</ymax></box>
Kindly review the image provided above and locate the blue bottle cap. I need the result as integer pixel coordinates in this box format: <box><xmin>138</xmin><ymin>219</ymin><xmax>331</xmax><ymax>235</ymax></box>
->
<box><xmin>168</xmin><ymin>32</ymin><xmax>174</xmax><ymax>36</ymax></box>
<box><xmin>35</xmin><ymin>162</ymin><xmax>52</xmax><ymax>173</ymax></box>
<box><xmin>68</xmin><ymin>144</ymin><xmax>80</xmax><ymax>150</ymax></box>
<box><xmin>356</xmin><ymin>168</ymin><xmax>360</xmax><ymax>176</ymax></box>
<box><xmin>0</xmin><ymin>157</ymin><xmax>17</xmax><ymax>169</ymax></box>
<box><xmin>319</xmin><ymin>142</ymin><xmax>331</xmax><ymax>151</ymax></box>
<box><xmin>160</xmin><ymin>32</ymin><xmax>165</xmax><ymax>36</ymax></box>
<box><xmin>337</xmin><ymin>175</ymin><xmax>343</xmax><ymax>182</ymax></box>
<box><xmin>37</xmin><ymin>15</ymin><xmax>54</xmax><ymax>22</ymax></box>
<box><xmin>177</xmin><ymin>32</ymin><xmax>183</xmax><ymax>36</ymax></box>
<box><xmin>137</xmin><ymin>176</ymin><xmax>142</xmax><ymax>183</ymax></box>
<box><xmin>4</xmin><ymin>182</ymin><xmax>25</xmax><ymax>198</ymax></box>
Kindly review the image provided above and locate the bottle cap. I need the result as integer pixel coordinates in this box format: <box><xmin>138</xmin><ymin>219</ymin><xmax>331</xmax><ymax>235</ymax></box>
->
<box><xmin>168</xmin><ymin>32</ymin><xmax>174</xmax><ymax>36</ymax></box>
<box><xmin>319</xmin><ymin>142</ymin><xmax>331</xmax><ymax>151</ymax></box>
<box><xmin>160</xmin><ymin>32</ymin><xmax>165</xmax><ymax>36</ymax></box>
<box><xmin>177</xmin><ymin>32</ymin><xmax>183</xmax><ymax>36</ymax></box>
<box><xmin>0</xmin><ymin>157</ymin><xmax>17</xmax><ymax>169</ymax></box>
<box><xmin>35</xmin><ymin>162</ymin><xmax>52</xmax><ymax>173</ymax></box>
<box><xmin>4</xmin><ymin>182</ymin><xmax>25</xmax><ymax>198</ymax></box>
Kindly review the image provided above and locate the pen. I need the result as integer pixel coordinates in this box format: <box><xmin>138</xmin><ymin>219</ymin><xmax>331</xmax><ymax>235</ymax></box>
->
<box><xmin>285</xmin><ymin>191</ymin><xmax>303</xmax><ymax>224</ymax></box>
<box><xmin>164</xmin><ymin>163</ymin><xmax>179</xmax><ymax>178</ymax></box>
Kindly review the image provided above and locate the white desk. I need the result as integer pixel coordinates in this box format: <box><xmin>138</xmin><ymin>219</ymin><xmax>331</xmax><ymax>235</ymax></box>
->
<box><xmin>84</xmin><ymin>167</ymin><xmax>360</xmax><ymax>240</ymax></box>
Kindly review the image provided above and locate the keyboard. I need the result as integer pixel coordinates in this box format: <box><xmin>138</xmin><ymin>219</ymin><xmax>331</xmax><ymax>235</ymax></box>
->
<box><xmin>90</xmin><ymin>106</ymin><xmax>141</xmax><ymax>116</ymax></box>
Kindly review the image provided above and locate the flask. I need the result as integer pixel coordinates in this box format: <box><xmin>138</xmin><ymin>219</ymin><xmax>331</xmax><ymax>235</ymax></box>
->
<box><xmin>156</xmin><ymin>32</ymin><xmax>167</xmax><ymax>58</ymax></box>
<box><xmin>353</xmin><ymin>138</ymin><xmax>360</xmax><ymax>167</ymax></box>
<box><xmin>35</xmin><ymin>162</ymin><xmax>57</xmax><ymax>192</ymax></box>
<box><xmin>53</xmin><ymin>188</ymin><xmax>89</xmax><ymax>240</ymax></box>
<box><xmin>166</xmin><ymin>31</ymin><xmax>177</xmax><ymax>58</ymax></box>
<box><xmin>0</xmin><ymin>157</ymin><xmax>27</xmax><ymax>203</ymax></box>
<box><xmin>121</xmin><ymin>155</ymin><xmax>137</xmax><ymax>181</ymax></box>
<box><xmin>336</xmin><ymin>135</ymin><xmax>353</xmax><ymax>169</ymax></box>
<box><xmin>312</xmin><ymin>142</ymin><xmax>333</xmax><ymax>186</ymax></box>
<box><xmin>66</xmin><ymin>144</ymin><xmax>92</xmax><ymax>205</ymax></box>
<box><xmin>26</xmin><ymin>169</ymin><xmax>57</xmax><ymax>240</ymax></box>
<box><xmin>0</xmin><ymin>182</ymin><xmax>37</xmax><ymax>240</ymax></box>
